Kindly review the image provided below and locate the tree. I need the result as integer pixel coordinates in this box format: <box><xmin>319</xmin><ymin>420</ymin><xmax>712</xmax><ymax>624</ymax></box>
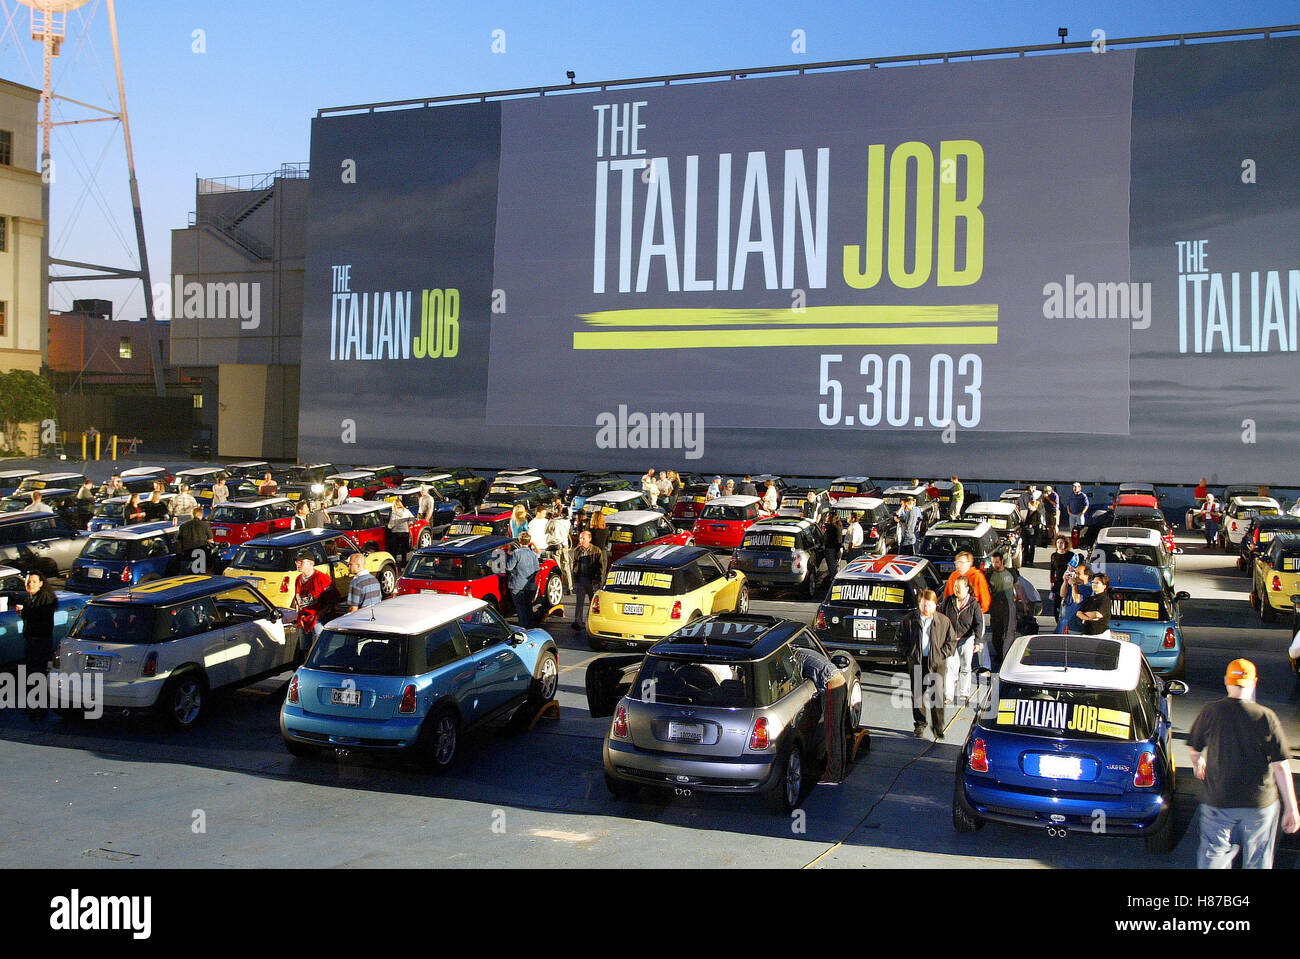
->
<box><xmin>0</xmin><ymin>369</ymin><xmax>57</xmax><ymax>455</ymax></box>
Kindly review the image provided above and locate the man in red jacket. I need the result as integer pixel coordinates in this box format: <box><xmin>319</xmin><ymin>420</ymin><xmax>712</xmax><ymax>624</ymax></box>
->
<box><xmin>293</xmin><ymin>552</ymin><xmax>339</xmax><ymax>647</ymax></box>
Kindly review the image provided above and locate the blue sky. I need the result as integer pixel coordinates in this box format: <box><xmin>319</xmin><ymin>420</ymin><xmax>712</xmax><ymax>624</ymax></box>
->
<box><xmin>0</xmin><ymin>0</ymin><xmax>1295</xmax><ymax>320</ymax></box>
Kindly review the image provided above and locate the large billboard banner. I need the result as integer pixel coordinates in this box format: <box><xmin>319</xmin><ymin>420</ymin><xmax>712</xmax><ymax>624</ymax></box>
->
<box><xmin>300</xmin><ymin>36</ymin><xmax>1300</xmax><ymax>482</ymax></box>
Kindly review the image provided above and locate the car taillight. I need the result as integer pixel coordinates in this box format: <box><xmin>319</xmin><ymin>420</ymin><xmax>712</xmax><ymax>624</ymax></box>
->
<box><xmin>142</xmin><ymin>651</ymin><xmax>158</xmax><ymax>678</ymax></box>
<box><xmin>120</xmin><ymin>565</ymin><xmax>132</xmax><ymax>582</ymax></box>
<box><xmin>749</xmin><ymin>717</ymin><xmax>770</xmax><ymax>750</ymax></box>
<box><xmin>1254</xmin><ymin>528</ymin><xmax>1260</xmax><ymax>544</ymax></box>
<box><xmin>815</xmin><ymin>610</ymin><xmax>825</xmax><ymax>629</ymax></box>
<box><xmin>287</xmin><ymin>674</ymin><xmax>299</xmax><ymax>704</ymax></box>
<box><xmin>398</xmin><ymin>684</ymin><xmax>417</xmax><ymax>713</ymax></box>
<box><xmin>1163</xmin><ymin>627</ymin><xmax>1176</xmax><ymax>649</ymax></box>
<box><xmin>869</xmin><ymin>525</ymin><xmax>879</xmax><ymax>539</ymax></box>
<box><xmin>670</xmin><ymin>600</ymin><xmax>682</xmax><ymax>619</ymax></box>
<box><xmin>969</xmin><ymin>738</ymin><xmax>989</xmax><ymax>772</ymax></box>
<box><xmin>1273</xmin><ymin>575</ymin><xmax>1282</xmax><ymax>592</ymax></box>
<box><xmin>281</xmin><ymin>577</ymin><xmax>290</xmax><ymax>593</ymax></box>
<box><xmin>612</xmin><ymin>702</ymin><xmax>629</xmax><ymax>739</ymax></box>
<box><xmin>1134</xmin><ymin>751</ymin><xmax>1156</xmax><ymax>788</ymax></box>
<box><xmin>591</xmin><ymin>594</ymin><xmax>600</xmax><ymax>614</ymax></box>
<box><xmin>792</xmin><ymin>551</ymin><xmax>806</xmax><ymax>573</ymax></box>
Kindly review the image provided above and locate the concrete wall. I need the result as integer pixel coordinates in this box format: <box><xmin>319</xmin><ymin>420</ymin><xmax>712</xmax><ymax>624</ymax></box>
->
<box><xmin>0</xmin><ymin>79</ymin><xmax>45</xmax><ymax>374</ymax></box>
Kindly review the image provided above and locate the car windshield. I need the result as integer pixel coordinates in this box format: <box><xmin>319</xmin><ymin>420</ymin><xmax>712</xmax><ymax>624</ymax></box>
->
<box><xmin>0</xmin><ymin>523</ymin><xmax>45</xmax><ymax>546</ymax></box>
<box><xmin>404</xmin><ymin>552</ymin><xmax>491</xmax><ymax>580</ymax></box>
<box><xmin>1109</xmin><ymin>588</ymin><xmax>1173</xmax><ymax>621</ymax></box>
<box><xmin>602</xmin><ymin>565</ymin><xmax>678</xmax><ymax>595</ymax></box>
<box><xmin>632</xmin><ymin>655</ymin><xmax>754</xmax><ymax>708</ymax></box>
<box><xmin>920</xmin><ymin>535</ymin><xmax>978</xmax><ymax>556</ymax></box>
<box><xmin>70</xmin><ymin>604</ymin><xmax>156</xmax><ymax>644</ymax></box>
<box><xmin>327</xmin><ymin>511</ymin><xmax>383</xmax><ymax>532</ymax></box>
<box><xmin>985</xmin><ymin>680</ymin><xmax>1148</xmax><ymax>742</ymax></box>
<box><xmin>701</xmin><ymin>504</ymin><xmax>747</xmax><ymax>521</ymax></box>
<box><xmin>0</xmin><ymin>499</ymin><xmax>28</xmax><ymax>513</ymax></box>
<box><xmin>81</xmin><ymin>538</ymin><xmax>135</xmax><ymax>561</ymax></box>
<box><xmin>230</xmin><ymin>546</ymin><xmax>292</xmax><ymax>572</ymax></box>
<box><xmin>307</xmin><ymin>630</ymin><xmax>407</xmax><ymax>676</ymax></box>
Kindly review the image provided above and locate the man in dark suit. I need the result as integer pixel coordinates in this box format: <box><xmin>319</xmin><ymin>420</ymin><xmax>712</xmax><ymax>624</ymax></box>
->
<box><xmin>899</xmin><ymin>588</ymin><xmax>958</xmax><ymax>739</ymax></box>
<box><xmin>177</xmin><ymin>506</ymin><xmax>214</xmax><ymax>574</ymax></box>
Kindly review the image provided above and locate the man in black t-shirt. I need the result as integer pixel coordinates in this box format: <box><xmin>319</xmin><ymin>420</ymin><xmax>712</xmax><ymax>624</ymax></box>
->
<box><xmin>1188</xmin><ymin>659</ymin><xmax>1299</xmax><ymax>868</ymax></box>
<box><xmin>1076</xmin><ymin>572</ymin><xmax>1111</xmax><ymax>638</ymax></box>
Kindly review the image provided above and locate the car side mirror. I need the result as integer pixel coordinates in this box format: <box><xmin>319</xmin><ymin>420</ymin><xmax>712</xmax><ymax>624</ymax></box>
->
<box><xmin>1291</xmin><ymin>594</ymin><xmax>1300</xmax><ymax>605</ymax></box>
<box><xmin>1175</xmin><ymin>590</ymin><xmax>1190</xmax><ymax>602</ymax></box>
<box><xmin>829</xmin><ymin>652</ymin><xmax>852</xmax><ymax>670</ymax></box>
<box><xmin>509</xmin><ymin>627</ymin><xmax>526</xmax><ymax>645</ymax></box>
<box><xmin>270</xmin><ymin>608</ymin><xmax>283</xmax><ymax>622</ymax></box>
<box><xmin>1164</xmin><ymin>680</ymin><xmax>1189</xmax><ymax>696</ymax></box>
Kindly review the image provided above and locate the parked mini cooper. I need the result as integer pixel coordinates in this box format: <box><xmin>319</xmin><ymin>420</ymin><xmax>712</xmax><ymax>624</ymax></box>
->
<box><xmin>0</xmin><ymin>564</ymin><xmax>94</xmax><ymax>665</ymax></box>
<box><xmin>395</xmin><ymin>535</ymin><xmax>564</xmax><ymax>620</ymax></box>
<box><xmin>730</xmin><ymin>517</ymin><xmax>827</xmax><ymax>599</ymax></box>
<box><xmin>66</xmin><ymin>522</ymin><xmax>181</xmax><ymax>594</ymax></box>
<box><xmin>280</xmin><ymin>594</ymin><xmax>559</xmax><ymax>772</ymax></box>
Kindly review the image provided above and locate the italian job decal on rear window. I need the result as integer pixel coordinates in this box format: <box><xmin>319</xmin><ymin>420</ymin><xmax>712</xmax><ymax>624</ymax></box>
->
<box><xmin>996</xmin><ymin>699</ymin><xmax>1131</xmax><ymax>739</ymax></box>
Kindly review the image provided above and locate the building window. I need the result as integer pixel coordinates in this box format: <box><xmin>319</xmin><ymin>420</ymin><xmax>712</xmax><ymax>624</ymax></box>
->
<box><xmin>192</xmin><ymin>393</ymin><xmax>203</xmax><ymax>410</ymax></box>
<box><xmin>119</xmin><ymin>336</ymin><xmax>132</xmax><ymax>359</ymax></box>
<box><xmin>0</xmin><ymin>301</ymin><xmax>7</xmax><ymax>337</ymax></box>
<box><xmin>0</xmin><ymin>130</ymin><xmax>11</xmax><ymax>166</ymax></box>
<box><xmin>0</xmin><ymin>216</ymin><xmax>6</xmax><ymax>252</ymax></box>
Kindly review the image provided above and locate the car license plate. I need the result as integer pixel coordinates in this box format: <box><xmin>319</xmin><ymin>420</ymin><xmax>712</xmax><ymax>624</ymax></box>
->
<box><xmin>668</xmin><ymin>722</ymin><xmax>704</xmax><ymax>743</ymax></box>
<box><xmin>856</xmin><ymin>608</ymin><xmax>877</xmax><ymax>618</ymax></box>
<box><xmin>1111</xmin><ymin>631</ymin><xmax>1131</xmax><ymax>642</ymax></box>
<box><xmin>85</xmin><ymin>654</ymin><xmax>111</xmax><ymax>672</ymax></box>
<box><xmin>331</xmin><ymin>688</ymin><xmax>362</xmax><ymax>707</ymax></box>
<box><xmin>622</xmin><ymin>603</ymin><xmax>644</xmax><ymax>615</ymax></box>
<box><xmin>87</xmin><ymin>567</ymin><xmax>104</xmax><ymax>579</ymax></box>
<box><xmin>853</xmin><ymin>620</ymin><xmax>877</xmax><ymax>639</ymax></box>
<box><xmin>421</xmin><ymin>589</ymin><xmax>438</xmax><ymax>594</ymax></box>
<box><xmin>1038</xmin><ymin>755</ymin><xmax>1083</xmax><ymax>780</ymax></box>
<box><xmin>757</xmin><ymin>557</ymin><xmax>775</xmax><ymax>568</ymax></box>
<box><xmin>287</xmin><ymin>492</ymin><xmax>300</xmax><ymax>500</ymax></box>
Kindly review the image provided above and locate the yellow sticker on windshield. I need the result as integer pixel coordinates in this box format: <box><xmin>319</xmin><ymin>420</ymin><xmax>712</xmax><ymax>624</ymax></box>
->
<box><xmin>1116</xmin><ymin>599</ymin><xmax>1161</xmax><ymax>620</ymax></box>
<box><xmin>611</xmin><ymin>530</ymin><xmax>633</xmax><ymax>543</ymax></box>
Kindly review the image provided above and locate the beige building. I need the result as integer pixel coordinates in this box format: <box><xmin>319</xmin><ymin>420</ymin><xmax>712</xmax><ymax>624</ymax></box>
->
<box><xmin>0</xmin><ymin>78</ymin><xmax>45</xmax><ymax>375</ymax></box>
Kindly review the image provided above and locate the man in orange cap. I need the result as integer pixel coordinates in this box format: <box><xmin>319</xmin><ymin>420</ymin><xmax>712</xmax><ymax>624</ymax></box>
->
<box><xmin>1188</xmin><ymin>659</ymin><xmax>1299</xmax><ymax>868</ymax></box>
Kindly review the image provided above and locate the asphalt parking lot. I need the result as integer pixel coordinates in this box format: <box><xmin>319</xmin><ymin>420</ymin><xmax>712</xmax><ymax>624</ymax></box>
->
<box><xmin>3</xmin><ymin>517</ymin><xmax>1298</xmax><ymax>869</ymax></box>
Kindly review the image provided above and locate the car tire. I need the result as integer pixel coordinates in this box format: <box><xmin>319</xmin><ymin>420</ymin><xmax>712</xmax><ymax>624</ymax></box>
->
<box><xmin>160</xmin><ymin>672</ymin><xmax>207</xmax><ymax>730</ymax></box>
<box><xmin>378</xmin><ymin>565</ymin><xmax>397</xmax><ymax>598</ymax></box>
<box><xmin>804</xmin><ymin>570</ymin><xmax>819</xmax><ymax>601</ymax></box>
<box><xmin>1143</xmin><ymin>809</ymin><xmax>1177</xmax><ymax>854</ymax></box>
<box><xmin>605</xmin><ymin>771</ymin><xmax>639</xmax><ymax>799</ymax></box>
<box><xmin>766</xmin><ymin>741</ymin><xmax>804</xmax><ymax>815</ymax></box>
<box><xmin>952</xmin><ymin>771</ymin><xmax>984</xmax><ymax>832</ymax></box>
<box><xmin>527</xmin><ymin>651</ymin><xmax>559</xmax><ymax>710</ymax></box>
<box><xmin>417</xmin><ymin>529</ymin><xmax>433</xmax><ymax>549</ymax></box>
<box><xmin>417</xmin><ymin>709</ymin><xmax>459</xmax><ymax>775</ymax></box>
<box><xmin>1261</xmin><ymin>596</ymin><xmax>1278</xmax><ymax>624</ymax></box>
<box><xmin>544</xmin><ymin>570</ymin><xmax>564</xmax><ymax>607</ymax></box>
<box><xmin>734</xmin><ymin>584</ymin><xmax>750</xmax><ymax>615</ymax></box>
<box><xmin>1236</xmin><ymin>555</ymin><xmax>1246</xmax><ymax>572</ymax></box>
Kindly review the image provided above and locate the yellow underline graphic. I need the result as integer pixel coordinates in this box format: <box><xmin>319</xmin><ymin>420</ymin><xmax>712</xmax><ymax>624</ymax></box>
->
<box><xmin>572</xmin><ymin>305</ymin><xmax>999</xmax><ymax>350</ymax></box>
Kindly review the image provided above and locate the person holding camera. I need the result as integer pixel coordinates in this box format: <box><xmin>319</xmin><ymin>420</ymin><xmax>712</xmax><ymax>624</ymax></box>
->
<box><xmin>505</xmin><ymin>531</ymin><xmax>541</xmax><ymax>629</ymax></box>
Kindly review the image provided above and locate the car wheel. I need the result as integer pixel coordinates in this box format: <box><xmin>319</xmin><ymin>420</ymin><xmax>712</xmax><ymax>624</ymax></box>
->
<box><xmin>161</xmin><ymin>673</ymin><xmax>206</xmax><ymax>730</ymax></box>
<box><xmin>734</xmin><ymin>584</ymin><xmax>750</xmax><ymax>614</ymax></box>
<box><xmin>952</xmin><ymin>771</ymin><xmax>984</xmax><ymax>832</ymax></box>
<box><xmin>544</xmin><ymin>571</ymin><xmax>564</xmax><ymax>607</ymax></box>
<box><xmin>528</xmin><ymin>651</ymin><xmax>559</xmax><ymax>709</ymax></box>
<box><xmin>418</xmin><ymin>709</ymin><xmax>459</xmax><ymax>774</ymax></box>
<box><xmin>1249</xmin><ymin>588</ymin><xmax>1260</xmax><ymax>610</ymax></box>
<box><xmin>417</xmin><ymin>529</ymin><xmax>433</xmax><ymax>549</ymax></box>
<box><xmin>1143</xmin><ymin>809</ymin><xmax>1177</xmax><ymax>854</ymax></box>
<box><xmin>1236</xmin><ymin>556</ymin><xmax>1246</xmax><ymax>572</ymax></box>
<box><xmin>605</xmin><ymin>771</ymin><xmax>639</xmax><ymax>799</ymax></box>
<box><xmin>1261</xmin><ymin>596</ymin><xmax>1278</xmax><ymax>624</ymax></box>
<box><xmin>766</xmin><ymin>741</ymin><xmax>804</xmax><ymax>814</ymax></box>
<box><xmin>804</xmin><ymin>570</ymin><xmax>819</xmax><ymax>600</ymax></box>
<box><xmin>378</xmin><ymin>565</ymin><xmax>397</xmax><ymax>597</ymax></box>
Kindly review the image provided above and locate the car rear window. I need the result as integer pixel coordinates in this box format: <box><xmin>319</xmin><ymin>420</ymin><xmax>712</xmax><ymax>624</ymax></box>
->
<box><xmin>700</xmin><ymin>504</ymin><xmax>747</xmax><ymax>521</ymax></box>
<box><xmin>230</xmin><ymin>546</ymin><xmax>294</xmax><ymax>572</ymax></box>
<box><xmin>603</xmin><ymin>565</ymin><xmax>679</xmax><ymax>594</ymax></box>
<box><xmin>920</xmin><ymin>535</ymin><xmax>979</xmax><ymax>556</ymax></box>
<box><xmin>308</xmin><ymin>629</ymin><xmax>409</xmax><ymax>676</ymax></box>
<box><xmin>71</xmin><ymin>604</ymin><xmax>157</xmax><ymax>644</ymax></box>
<box><xmin>969</xmin><ymin>511</ymin><xmax>1011</xmax><ymax>531</ymax></box>
<box><xmin>209</xmin><ymin>505</ymin><xmax>255</xmax><ymax>523</ymax></box>
<box><xmin>81</xmin><ymin>538</ymin><xmax>136</xmax><ymax>561</ymax></box>
<box><xmin>1099</xmin><ymin>544</ymin><xmax>1162</xmax><ymax>567</ymax></box>
<box><xmin>327</xmin><ymin>510</ymin><xmax>385</xmax><ymax>532</ymax></box>
<box><xmin>632</xmin><ymin>655</ymin><xmax>755</xmax><ymax>708</ymax></box>
<box><xmin>405</xmin><ymin>551</ymin><xmax>494</xmax><ymax>580</ymax></box>
<box><xmin>986</xmin><ymin>680</ymin><xmax>1149</xmax><ymax>742</ymax></box>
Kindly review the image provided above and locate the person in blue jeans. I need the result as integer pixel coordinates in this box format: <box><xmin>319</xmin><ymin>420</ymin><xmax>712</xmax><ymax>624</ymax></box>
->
<box><xmin>1189</xmin><ymin>659</ymin><xmax>1300</xmax><ymax>868</ymax></box>
<box><xmin>505</xmin><ymin>531</ymin><xmax>540</xmax><ymax>629</ymax></box>
<box><xmin>895</xmin><ymin>496</ymin><xmax>921</xmax><ymax>555</ymax></box>
<box><xmin>1056</xmin><ymin>560</ymin><xmax>1091</xmax><ymax>633</ymax></box>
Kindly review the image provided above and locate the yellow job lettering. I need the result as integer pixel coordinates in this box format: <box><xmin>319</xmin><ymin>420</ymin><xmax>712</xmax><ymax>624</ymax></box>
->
<box><xmin>131</xmin><ymin>574</ymin><xmax>208</xmax><ymax>593</ymax></box>
<box><xmin>1067</xmin><ymin>704</ymin><xmax>1098</xmax><ymax>733</ymax></box>
<box><xmin>773</xmin><ymin>535</ymin><xmax>796</xmax><ymax>548</ymax></box>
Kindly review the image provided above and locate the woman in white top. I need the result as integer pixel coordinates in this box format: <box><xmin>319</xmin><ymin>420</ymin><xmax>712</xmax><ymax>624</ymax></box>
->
<box><xmin>760</xmin><ymin>481</ymin><xmax>778</xmax><ymax>513</ymax></box>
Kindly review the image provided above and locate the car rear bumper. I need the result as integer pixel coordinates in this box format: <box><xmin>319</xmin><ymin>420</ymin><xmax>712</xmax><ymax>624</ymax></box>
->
<box><xmin>961</xmin><ymin>775</ymin><xmax>1171</xmax><ymax>835</ymax></box>
<box><xmin>281</xmin><ymin>704</ymin><xmax>424</xmax><ymax>750</ymax></box>
<box><xmin>53</xmin><ymin>675</ymin><xmax>164</xmax><ymax>711</ymax></box>
<box><xmin>604</xmin><ymin>738</ymin><xmax>779</xmax><ymax>792</ymax></box>
<box><xmin>737</xmin><ymin>568</ymin><xmax>810</xmax><ymax>589</ymax></box>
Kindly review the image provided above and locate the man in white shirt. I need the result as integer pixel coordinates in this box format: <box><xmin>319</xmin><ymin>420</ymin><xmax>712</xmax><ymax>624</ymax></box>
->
<box><xmin>527</xmin><ymin>507</ymin><xmax>552</xmax><ymax>556</ymax></box>
<box><xmin>416</xmin><ymin>484</ymin><xmax>436</xmax><ymax>525</ymax></box>
<box><xmin>846</xmin><ymin>513</ymin><xmax>864</xmax><ymax>551</ymax></box>
<box><xmin>24</xmin><ymin>491</ymin><xmax>53</xmax><ymax>513</ymax></box>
